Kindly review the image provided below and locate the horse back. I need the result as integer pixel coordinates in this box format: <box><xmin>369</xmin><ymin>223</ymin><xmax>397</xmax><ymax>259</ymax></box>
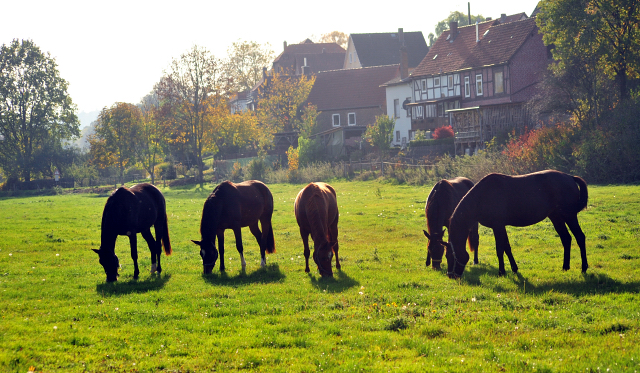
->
<box><xmin>235</xmin><ymin>180</ymin><xmax>273</xmax><ymax>227</ymax></box>
<box><xmin>295</xmin><ymin>182</ymin><xmax>337</xmax><ymax>244</ymax></box>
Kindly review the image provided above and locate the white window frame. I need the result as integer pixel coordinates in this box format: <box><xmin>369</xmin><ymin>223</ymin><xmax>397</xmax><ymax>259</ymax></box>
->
<box><xmin>476</xmin><ymin>74</ymin><xmax>483</xmax><ymax>96</ymax></box>
<box><xmin>464</xmin><ymin>76</ymin><xmax>470</xmax><ymax>97</ymax></box>
<box><xmin>434</xmin><ymin>77</ymin><xmax>440</xmax><ymax>87</ymax></box>
<box><xmin>448</xmin><ymin>75</ymin><xmax>453</xmax><ymax>87</ymax></box>
<box><xmin>332</xmin><ymin>113</ymin><xmax>340</xmax><ymax>127</ymax></box>
<box><xmin>348</xmin><ymin>112</ymin><xmax>356</xmax><ymax>126</ymax></box>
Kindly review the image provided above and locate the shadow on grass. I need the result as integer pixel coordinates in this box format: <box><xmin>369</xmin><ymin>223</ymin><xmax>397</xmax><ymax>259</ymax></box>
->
<box><xmin>308</xmin><ymin>269</ymin><xmax>359</xmax><ymax>293</ymax></box>
<box><xmin>459</xmin><ymin>262</ymin><xmax>640</xmax><ymax>296</ymax></box>
<box><xmin>96</xmin><ymin>273</ymin><xmax>171</xmax><ymax>295</ymax></box>
<box><xmin>202</xmin><ymin>263</ymin><xmax>286</xmax><ymax>286</ymax></box>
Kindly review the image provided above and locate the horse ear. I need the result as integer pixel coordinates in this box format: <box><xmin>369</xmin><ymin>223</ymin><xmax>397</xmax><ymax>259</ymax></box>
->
<box><xmin>92</xmin><ymin>249</ymin><xmax>100</xmax><ymax>254</ymax></box>
<box><xmin>191</xmin><ymin>240</ymin><xmax>201</xmax><ymax>246</ymax></box>
<box><xmin>423</xmin><ymin>230</ymin><xmax>431</xmax><ymax>239</ymax></box>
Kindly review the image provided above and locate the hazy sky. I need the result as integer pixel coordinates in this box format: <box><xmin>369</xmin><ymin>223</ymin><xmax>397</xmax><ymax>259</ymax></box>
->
<box><xmin>3</xmin><ymin>0</ymin><xmax>540</xmax><ymax>125</ymax></box>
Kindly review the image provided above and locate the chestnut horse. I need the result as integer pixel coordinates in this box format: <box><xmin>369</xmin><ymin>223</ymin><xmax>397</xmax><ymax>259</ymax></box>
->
<box><xmin>294</xmin><ymin>182</ymin><xmax>341</xmax><ymax>277</ymax></box>
<box><xmin>192</xmin><ymin>180</ymin><xmax>275</xmax><ymax>273</ymax></box>
<box><xmin>443</xmin><ymin>170</ymin><xmax>588</xmax><ymax>278</ymax></box>
<box><xmin>422</xmin><ymin>177</ymin><xmax>478</xmax><ymax>270</ymax></box>
<box><xmin>93</xmin><ymin>183</ymin><xmax>172</xmax><ymax>282</ymax></box>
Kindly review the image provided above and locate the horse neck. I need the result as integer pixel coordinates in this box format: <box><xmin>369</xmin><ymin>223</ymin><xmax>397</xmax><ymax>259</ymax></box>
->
<box><xmin>427</xmin><ymin>182</ymin><xmax>456</xmax><ymax>232</ymax></box>
<box><xmin>449</xmin><ymin>196</ymin><xmax>476</xmax><ymax>246</ymax></box>
<box><xmin>201</xmin><ymin>197</ymin><xmax>222</xmax><ymax>240</ymax></box>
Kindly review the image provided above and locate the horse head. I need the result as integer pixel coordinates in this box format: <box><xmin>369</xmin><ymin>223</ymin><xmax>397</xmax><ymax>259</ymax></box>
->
<box><xmin>192</xmin><ymin>240</ymin><xmax>219</xmax><ymax>274</ymax></box>
<box><xmin>313</xmin><ymin>241</ymin><xmax>336</xmax><ymax>277</ymax></box>
<box><xmin>92</xmin><ymin>248</ymin><xmax>120</xmax><ymax>282</ymax></box>
<box><xmin>423</xmin><ymin>229</ymin><xmax>446</xmax><ymax>270</ymax></box>
<box><xmin>443</xmin><ymin>241</ymin><xmax>469</xmax><ymax>279</ymax></box>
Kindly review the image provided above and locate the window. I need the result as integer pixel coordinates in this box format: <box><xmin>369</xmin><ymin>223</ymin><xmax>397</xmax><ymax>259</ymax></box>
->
<box><xmin>421</xmin><ymin>79</ymin><xmax>427</xmax><ymax>91</ymax></box>
<box><xmin>464</xmin><ymin>76</ymin><xmax>470</xmax><ymax>97</ymax></box>
<box><xmin>448</xmin><ymin>75</ymin><xmax>453</xmax><ymax>87</ymax></box>
<box><xmin>437</xmin><ymin>102</ymin><xmax>443</xmax><ymax>117</ymax></box>
<box><xmin>406</xmin><ymin>97</ymin><xmax>411</xmax><ymax>117</ymax></box>
<box><xmin>393</xmin><ymin>99</ymin><xmax>400</xmax><ymax>118</ymax></box>
<box><xmin>410</xmin><ymin>130</ymin><xmax>416</xmax><ymax>140</ymax></box>
<box><xmin>349</xmin><ymin>53</ymin><xmax>353</xmax><ymax>63</ymax></box>
<box><xmin>416</xmin><ymin>106</ymin><xmax>423</xmax><ymax>118</ymax></box>
<box><xmin>332</xmin><ymin>113</ymin><xmax>340</xmax><ymax>127</ymax></box>
<box><xmin>476</xmin><ymin>74</ymin><xmax>483</xmax><ymax>96</ymax></box>
<box><xmin>494</xmin><ymin>71</ymin><xmax>504</xmax><ymax>94</ymax></box>
<box><xmin>434</xmin><ymin>77</ymin><xmax>440</xmax><ymax>87</ymax></box>
<box><xmin>348</xmin><ymin>112</ymin><xmax>356</xmax><ymax>125</ymax></box>
<box><xmin>396</xmin><ymin>131</ymin><xmax>400</xmax><ymax>142</ymax></box>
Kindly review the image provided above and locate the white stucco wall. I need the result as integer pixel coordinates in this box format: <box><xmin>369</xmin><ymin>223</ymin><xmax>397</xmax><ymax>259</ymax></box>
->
<box><xmin>385</xmin><ymin>82</ymin><xmax>412</xmax><ymax>147</ymax></box>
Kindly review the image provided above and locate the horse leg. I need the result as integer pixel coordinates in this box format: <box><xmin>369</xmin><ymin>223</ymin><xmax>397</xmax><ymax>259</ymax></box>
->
<box><xmin>493</xmin><ymin>227</ymin><xmax>518</xmax><ymax>276</ymax></box>
<box><xmin>300</xmin><ymin>229</ymin><xmax>311</xmax><ymax>273</ymax></box>
<box><xmin>249</xmin><ymin>223</ymin><xmax>264</xmax><ymax>268</ymax></box>
<box><xmin>128</xmin><ymin>234</ymin><xmax>140</xmax><ymax>279</ymax></box>
<box><xmin>566</xmin><ymin>216</ymin><xmax>588</xmax><ymax>273</ymax></box>
<box><xmin>141</xmin><ymin>229</ymin><xmax>159</xmax><ymax>274</ymax></box>
<box><xmin>232</xmin><ymin>227</ymin><xmax>245</xmax><ymax>270</ymax></box>
<box><xmin>217</xmin><ymin>230</ymin><xmax>226</xmax><ymax>272</ymax></box>
<box><xmin>469</xmin><ymin>222</ymin><xmax>480</xmax><ymax>265</ymax></box>
<box><xmin>329</xmin><ymin>219</ymin><xmax>340</xmax><ymax>271</ymax></box>
<box><xmin>550</xmin><ymin>214</ymin><xmax>573</xmax><ymax>271</ymax></box>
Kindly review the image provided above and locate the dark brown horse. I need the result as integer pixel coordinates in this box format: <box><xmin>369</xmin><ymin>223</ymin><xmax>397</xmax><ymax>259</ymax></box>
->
<box><xmin>294</xmin><ymin>182</ymin><xmax>341</xmax><ymax>277</ymax></box>
<box><xmin>422</xmin><ymin>177</ymin><xmax>478</xmax><ymax>270</ymax></box>
<box><xmin>93</xmin><ymin>183</ymin><xmax>172</xmax><ymax>282</ymax></box>
<box><xmin>442</xmin><ymin>170</ymin><xmax>588</xmax><ymax>278</ymax></box>
<box><xmin>192</xmin><ymin>180</ymin><xmax>275</xmax><ymax>274</ymax></box>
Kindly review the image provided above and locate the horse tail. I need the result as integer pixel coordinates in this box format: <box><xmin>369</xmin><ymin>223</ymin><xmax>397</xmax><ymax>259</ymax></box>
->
<box><xmin>254</xmin><ymin>181</ymin><xmax>276</xmax><ymax>254</ymax></box>
<box><xmin>573</xmin><ymin>176</ymin><xmax>588</xmax><ymax>213</ymax></box>
<box><xmin>161</xmin><ymin>209</ymin><xmax>173</xmax><ymax>256</ymax></box>
<box><xmin>264</xmin><ymin>223</ymin><xmax>276</xmax><ymax>254</ymax></box>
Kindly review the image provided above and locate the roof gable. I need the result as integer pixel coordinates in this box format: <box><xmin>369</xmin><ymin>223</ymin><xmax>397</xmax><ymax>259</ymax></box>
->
<box><xmin>351</xmin><ymin>31</ymin><xmax>429</xmax><ymax>68</ymax></box>
<box><xmin>411</xmin><ymin>17</ymin><xmax>539</xmax><ymax>77</ymax></box>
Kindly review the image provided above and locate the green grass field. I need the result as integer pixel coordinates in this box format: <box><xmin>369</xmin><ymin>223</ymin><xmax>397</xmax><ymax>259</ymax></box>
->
<box><xmin>0</xmin><ymin>181</ymin><xmax>639</xmax><ymax>372</ymax></box>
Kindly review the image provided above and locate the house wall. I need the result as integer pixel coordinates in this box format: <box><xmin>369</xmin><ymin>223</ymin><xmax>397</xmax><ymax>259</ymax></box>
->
<box><xmin>343</xmin><ymin>37</ymin><xmax>362</xmax><ymax>69</ymax></box>
<box><xmin>316</xmin><ymin>107</ymin><xmax>383</xmax><ymax>134</ymax></box>
<box><xmin>509</xmin><ymin>29</ymin><xmax>548</xmax><ymax>102</ymax></box>
<box><xmin>459</xmin><ymin>65</ymin><xmax>512</xmax><ymax>107</ymax></box>
<box><xmin>385</xmin><ymin>83</ymin><xmax>412</xmax><ymax>147</ymax></box>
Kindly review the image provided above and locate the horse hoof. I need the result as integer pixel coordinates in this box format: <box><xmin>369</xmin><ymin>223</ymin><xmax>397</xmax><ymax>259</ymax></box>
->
<box><xmin>473</xmin><ymin>260</ymin><xmax>479</xmax><ymax>265</ymax></box>
<box><xmin>150</xmin><ymin>264</ymin><xmax>157</xmax><ymax>274</ymax></box>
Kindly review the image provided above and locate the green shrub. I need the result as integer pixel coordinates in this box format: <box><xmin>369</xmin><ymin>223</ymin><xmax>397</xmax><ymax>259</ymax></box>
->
<box><xmin>245</xmin><ymin>158</ymin><xmax>268</xmax><ymax>181</ymax></box>
<box><xmin>408</xmin><ymin>137</ymin><xmax>454</xmax><ymax>148</ymax></box>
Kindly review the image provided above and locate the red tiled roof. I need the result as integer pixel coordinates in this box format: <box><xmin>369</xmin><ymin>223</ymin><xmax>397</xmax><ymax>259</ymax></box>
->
<box><xmin>411</xmin><ymin>17</ymin><xmax>539</xmax><ymax>77</ymax></box>
<box><xmin>307</xmin><ymin>65</ymin><xmax>400</xmax><ymax>110</ymax></box>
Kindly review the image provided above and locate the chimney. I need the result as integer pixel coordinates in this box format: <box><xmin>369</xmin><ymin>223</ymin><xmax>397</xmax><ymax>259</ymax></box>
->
<box><xmin>449</xmin><ymin>21</ymin><xmax>458</xmax><ymax>41</ymax></box>
<box><xmin>468</xmin><ymin>2</ymin><xmax>471</xmax><ymax>25</ymax></box>
<box><xmin>400</xmin><ymin>46</ymin><xmax>408</xmax><ymax>79</ymax></box>
<box><xmin>398</xmin><ymin>28</ymin><xmax>405</xmax><ymax>46</ymax></box>
<box><xmin>501</xmin><ymin>13</ymin><xmax>507</xmax><ymax>23</ymax></box>
<box><xmin>476</xmin><ymin>20</ymin><xmax>479</xmax><ymax>42</ymax></box>
<box><xmin>262</xmin><ymin>66</ymin><xmax>267</xmax><ymax>80</ymax></box>
<box><xmin>283</xmin><ymin>41</ymin><xmax>287</xmax><ymax>51</ymax></box>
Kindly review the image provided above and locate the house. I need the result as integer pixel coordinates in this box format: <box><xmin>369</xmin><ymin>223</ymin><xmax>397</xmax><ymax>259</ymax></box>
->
<box><xmin>272</xmin><ymin>39</ymin><xmax>346</xmax><ymax>75</ymax></box>
<box><xmin>344</xmin><ymin>29</ymin><xmax>429</xmax><ymax>70</ymax></box>
<box><xmin>229</xmin><ymin>90</ymin><xmax>250</xmax><ymax>114</ymax></box>
<box><xmin>381</xmin><ymin>47</ymin><xmax>412</xmax><ymax>148</ymax></box>
<box><xmin>306</xmin><ymin>65</ymin><xmax>400</xmax><ymax>158</ymax></box>
<box><xmin>408</xmin><ymin>14</ymin><xmax>549</xmax><ymax>155</ymax></box>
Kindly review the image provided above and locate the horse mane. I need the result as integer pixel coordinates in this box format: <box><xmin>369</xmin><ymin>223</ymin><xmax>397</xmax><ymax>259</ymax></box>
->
<box><xmin>426</xmin><ymin>180</ymin><xmax>456</xmax><ymax>230</ymax></box>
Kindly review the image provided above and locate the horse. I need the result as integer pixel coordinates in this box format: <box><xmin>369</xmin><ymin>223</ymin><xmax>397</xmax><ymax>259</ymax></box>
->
<box><xmin>93</xmin><ymin>183</ymin><xmax>172</xmax><ymax>282</ymax></box>
<box><xmin>294</xmin><ymin>182</ymin><xmax>341</xmax><ymax>277</ymax></box>
<box><xmin>422</xmin><ymin>177</ymin><xmax>479</xmax><ymax>270</ymax></box>
<box><xmin>441</xmin><ymin>170</ymin><xmax>588</xmax><ymax>278</ymax></box>
<box><xmin>192</xmin><ymin>180</ymin><xmax>275</xmax><ymax>274</ymax></box>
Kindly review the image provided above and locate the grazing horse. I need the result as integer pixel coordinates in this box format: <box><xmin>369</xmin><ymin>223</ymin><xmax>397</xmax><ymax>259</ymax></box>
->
<box><xmin>294</xmin><ymin>182</ymin><xmax>341</xmax><ymax>277</ymax></box>
<box><xmin>93</xmin><ymin>183</ymin><xmax>172</xmax><ymax>282</ymax></box>
<box><xmin>422</xmin><ymin>177</ymin><xmax>478</xmax><ymax>270</ymax></box>
<box><xmin>192</xmin><ymin>180</ymin><xmax>275</xmax><ymax>274</ymax></box>
<box><xmin>442</xmin><ymin>170</ymin><xmax>588</xmax><ymax>278</ymax></box>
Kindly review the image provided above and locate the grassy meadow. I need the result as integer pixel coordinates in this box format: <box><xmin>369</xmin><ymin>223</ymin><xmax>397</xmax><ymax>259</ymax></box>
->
<box><xmin>0</xmin><ymin>180</ymin><xmax>639</xmax><ymax>372</ymax></box>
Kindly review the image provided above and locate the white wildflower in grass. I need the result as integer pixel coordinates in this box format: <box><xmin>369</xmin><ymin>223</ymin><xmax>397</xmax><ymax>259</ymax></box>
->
<box><xmin>8</xmin><ymin>253</ymin><xmax>11</xmax><ymax>256</ymax></box>
<box><xmin>472</xmin><ymin>297</ymin><xmax>476</xmax><ymax>302</ymax></box>
<box><xmin>53</xmin><ymin>326</ymin><xmax>58</xmax><ymax>330</ymax></box>
<box><xmin>115</xmin><ymin>308</ymin><xmax>119</xmax><ymax>311</ymax></box>
<box><xmin>496</xmin><ymin>294</ymin><xmax>501</xmax><ymax>298</ymax></box>
<box><xmin>56</xmin><ymin>253</ymin><xmax>59</xmax><ymax>256</ymax></box>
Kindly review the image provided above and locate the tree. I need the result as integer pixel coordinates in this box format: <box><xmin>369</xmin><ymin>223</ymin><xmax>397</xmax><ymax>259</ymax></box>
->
<box><xmin>0</xmin><ymin>39</ymin><xmax>79</xmax><ymax>182</ymax></box>
<box><xmin>136</xmin><ymin>93</ymin><xmax>167</xmax><ymax>185</ymax></box>
<box><xmin>364</xmin><ymin>115</ymin><xmax>395</xmax><ymax>160</ymax></box>
<box><xmin>434</xmin><ymin>11</ymin><xmax>486</xmax><ymax>37</ymax></box>
<box><xmin>89</xmin><ymin>102</ymin><xmax>141</xmax><ymax>183</ymax></box>
<box><xmin>319</xmin><ymin>31</ymin><xmax>349</xmax><ymax>49</ymax></box>
<box><xmin>255</xmin><ymin>71</ymin><xmax>315</xmax><ymax>144</ymax></box>
<box><xmin>155</xmin><ymin>45</ymin><xmax>225</xmax><ymax>182</ymax></box>
<box><xmin>537</xmin><ymin>0</ymin><xmax>640</xmax><ymax>101</ymax></box>
<box><xmin>223</xmin><ymin>40</ymin><xmax>275</xmax><ymax>93</ymax></box>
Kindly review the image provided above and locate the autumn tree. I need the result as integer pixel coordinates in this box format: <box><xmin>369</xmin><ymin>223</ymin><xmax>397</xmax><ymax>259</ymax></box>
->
<box><xmin>89</xmin><ymin>102</ymin><xmax>141</xmax><ymax>183</ymax></box>
<box><xmin>0</xmin><ymin>39</ymin><xmax>79</xmax><ymax>182</ymax></box>
<box><xmin>223</xmin><ymin>40</ymin><xmax>275</xmax><ymax>93</ymax></box>
<box><xmin>155</xmin><ymin>45</ymin><xmax>225</xmax><ymax>182</ymax></box>
<box><xmin>537</xmin><ymin>0</ymin><xmax>640</xmax><ymax>101</ymax></box>
<box><xmin>319</xmin><ymin>31</ymin><xmax>349</xmax><ymax>49</ymax></box>
<box><xmin>256</xmin><ymin>71</ymin><xmax>315</xmax><ymax>145</ymax></box>
<box><xmin>136</xmin><ymin>93</ymin><xmax>167</xmax><ymax>184</ymax></box>
<box><xmin>434</xmin><ymin>11</ymin><xmax>486</xmax><ymax>37</ymax></box>
<box><xmin>364</xmin><ymin>115</ymin><xmax>395</xmax><ymax>161</ymax></box>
